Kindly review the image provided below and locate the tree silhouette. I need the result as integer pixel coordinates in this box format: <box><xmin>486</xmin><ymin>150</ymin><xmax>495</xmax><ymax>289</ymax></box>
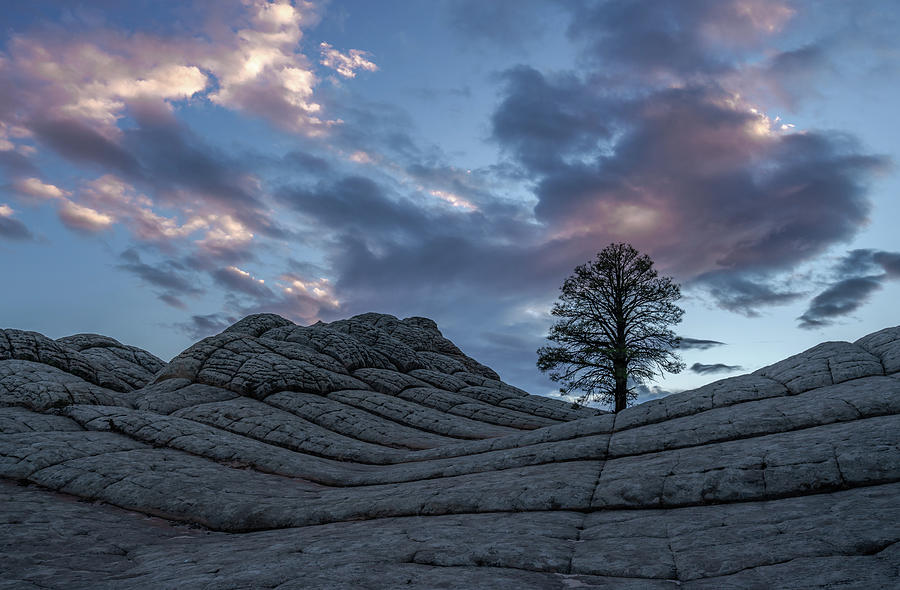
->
<box><xmin>537</xmin><ymin>243</ymin><xmax>685</xmax><ymax>412</ymax></box>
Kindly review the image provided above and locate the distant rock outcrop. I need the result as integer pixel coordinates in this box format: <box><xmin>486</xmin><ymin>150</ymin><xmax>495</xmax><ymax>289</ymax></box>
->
<box><xmin>1</xmin><ymin>313</ymin><xmax>898</xmax><ymax>588</ymax></box>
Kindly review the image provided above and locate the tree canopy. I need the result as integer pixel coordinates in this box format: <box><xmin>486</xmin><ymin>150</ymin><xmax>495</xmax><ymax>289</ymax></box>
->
<box><xmin>537</xmin><ymin>243</ymin><xmax>685</xmax><ymax>412</ymax></box>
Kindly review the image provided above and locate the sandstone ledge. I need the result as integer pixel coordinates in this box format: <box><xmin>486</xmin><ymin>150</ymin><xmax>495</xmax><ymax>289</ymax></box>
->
<box><xmin>1</xmin><ymin>314</ymin><xmax>898</xmax><ymax>588</ymax></box>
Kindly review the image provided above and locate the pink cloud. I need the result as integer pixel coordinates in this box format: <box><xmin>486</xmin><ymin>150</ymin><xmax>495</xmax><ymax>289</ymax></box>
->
<box><xmin>13</xmin><ymin>177</ymin><xmax>69</xmax><ymax>200</ymax></box>
<box><xmin>57</xmin><ymin>199</ymin><xmax>114</xmax><ymax>233</ymax></box>
<box><xmin>1</xmin><ymin>0</ymin><xmax>365</xmax><ymax>138</ymax></box>
<box><xmin>319</xmin><ymin>42</ymin><xmax>378</xmax><ymax>78</ymax></box>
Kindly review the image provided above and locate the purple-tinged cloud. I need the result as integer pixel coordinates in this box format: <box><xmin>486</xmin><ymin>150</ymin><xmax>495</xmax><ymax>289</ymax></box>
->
<box><xmin>0</xmin><ymin>1</ymin><xmax>349</xmax><ymax>137</ymax></box>
<box><xmin>566</xmin><ymin>0</ymin><xmax>795</xmax><ymax>79</ymax></box>
<box><xmin>490</xmin><ymin>66</ymin><xmax>885</xmax><ymax>315</ymax></box>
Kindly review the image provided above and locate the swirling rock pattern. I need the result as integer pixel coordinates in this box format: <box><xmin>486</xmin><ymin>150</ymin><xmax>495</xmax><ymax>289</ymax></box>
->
<box><xmin>1</xmin><ymin>313</ymin><xmax>898</xmax><ymax>589</ymax></box>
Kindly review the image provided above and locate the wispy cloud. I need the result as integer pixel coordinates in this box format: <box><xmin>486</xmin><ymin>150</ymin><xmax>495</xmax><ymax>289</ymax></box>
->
<box><xmin>798</xmin><ymin>249</ymin><xmax>900</xmax><ymax>329</ymax></box>
<box><xmin>175</xmin><ymin>312</ymin><xmax>235</xmax><ymax>339</ymax></box>
<box><xmin>319</xmin><ymin>42</ymin><xmax>377</xmax><ymax>78</ymax></box>
<box><xmin>690</xmin><ymin>362</ymin><xmax>744</xmax><ymax>375</ymax></box>
<box><xmin>678</xmin><ymin>337</ymin><xmax>726</xmax><ymax>350</ymax></box>
<box><xmin>117</xmin><ymin>248</ymin><xmax>204</xmax><ymax>308</ymax></box>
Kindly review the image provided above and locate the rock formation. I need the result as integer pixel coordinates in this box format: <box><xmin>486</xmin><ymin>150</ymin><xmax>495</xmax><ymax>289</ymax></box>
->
<box><xmin>1</xmin><ymin>313</ymin><xmax>898</xmax><ymax>588</ymax></box>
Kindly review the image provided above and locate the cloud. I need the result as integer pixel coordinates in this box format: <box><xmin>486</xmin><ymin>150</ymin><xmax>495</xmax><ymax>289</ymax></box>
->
<box><xmin>319</xmin><ymin>42</ymin><xmax>377</xmax><ymax>78</ymax></box>
<box><xmin>57</xmin><ymin>199</ymin><xmax>114</xmax><ymax>233</ymax></box>
<box><xmin>12</xmin><ymin>177</ymin><xmax>69</xmax><ymax>200</ymax></box>
<box><xmin>678</xmin><ymin>337</ymin><xmax>726</xmax><ymax>350</ymax></box>
<box><xmin>690</xmin><ymin>362</ymin><xmax>744</xmax><ymax>375</ymax></box>
<box><xmin>117</xmin><ymin>248</ymin><xmax>204</xmax><ymax>307</ymax></box>
<box><xmin>211</xmin><ymin>266</ymin><xmax>272</xmax><ymax>299</ymax></box>
<box><xmin>29</xmin><ymin>118</ymin><xmax>141</xmax><ymax>175</ymax></box>
<box><xmin>0</xmin><ymin>204</ymin><xmax>33</xmax><ymax>240</ymax></box>
<box><xmin>696</xmin><ymin>271</ymin><xmax>805</xmax><ymax>316</ymax></box>
<box><xmin>565</xmin><ymin>0</ymin><xmax>795</xmax><ymax>79</ymax></box>
<box><xmin>0</xmin><ymin>2</ymin><xmax>376</xmax><ymax>274</ymax></box>
<box><xmin>1</xmin><ymin>0</ymin><xmax>344</xmax><ymax>136</ymax></box>
<box><xmin>211</xmin><ymin>270</ymin><xmax>343</xmax><ymax>328</ymax></box>
<box><xmin>10</xmin><ymin>174</ymin><xmax>122</xmax><ymax>234</ymax></box>
<box><xmin>797</xmin><ymin>276</ymin><xmax>883</xmax><ymax>329</ymax></box>
<box><xmin>834</xmin><ymin>249</ymin><xmax>900</xmax><ymax>279</ymax></box>
<box><xmin>492</xmin><ymin>66</ymin><xmax>611</xmax><ymax>174</ymax></box>
<box><xmin>79</xmin><ymin>175</ymin><xmax>207</xmax><ymax>243</ymax></box>
<box><xmin>797</xmin><ymin>249</ymin><xmax>900</xmax><ymax>329</ymax></box>
<box><xmin>17</xmin><ymin>109</ymin><xmax>272</xmax><ymax>262</ymax></box>
<box><xmin>175</xmin><ymin>313</ymin><xmax>235</xmax><ymax>340</ymax></box>
<box><xmin>277</xmin><ymin>175</ymin><xmax>429</xmax><ymax>234</ymax></box>
<box><xmin>490</xmin><ymin>50</ymin><xmax>885</xmax><ymax>317</ymax></box>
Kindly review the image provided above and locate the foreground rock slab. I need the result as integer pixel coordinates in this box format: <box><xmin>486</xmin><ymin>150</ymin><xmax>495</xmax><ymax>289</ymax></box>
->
<box><xmin>1</xmin><ymin>314</ymin><xmax>898</xmax><ymax>588</ymax></box>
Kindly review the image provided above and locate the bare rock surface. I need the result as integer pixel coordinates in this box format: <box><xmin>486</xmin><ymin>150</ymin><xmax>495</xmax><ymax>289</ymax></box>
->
<box><xmin>1</xmin><ymin>313</ymin><xmax>898</xmax><ymax>588</ymax></box>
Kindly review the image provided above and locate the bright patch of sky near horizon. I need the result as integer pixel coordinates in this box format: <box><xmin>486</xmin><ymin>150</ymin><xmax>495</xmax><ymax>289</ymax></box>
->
<box><xmin>1</xmin><ymin>0</ymin><xmax>898</xmax><ymax>407</ymax></box>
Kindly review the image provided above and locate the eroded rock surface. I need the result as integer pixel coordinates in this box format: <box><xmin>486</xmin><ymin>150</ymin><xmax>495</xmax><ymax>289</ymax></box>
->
<box><xmin>1</xmin><ymin>314</ymin><xmax>898</xmax><ymax>589</ymax></box>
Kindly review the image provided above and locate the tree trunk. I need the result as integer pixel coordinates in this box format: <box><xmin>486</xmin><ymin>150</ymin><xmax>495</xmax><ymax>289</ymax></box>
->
<box><xmin>613</xmin><ymin>358</ymin><xmax>627</xmax><ymax>412</ymax></box>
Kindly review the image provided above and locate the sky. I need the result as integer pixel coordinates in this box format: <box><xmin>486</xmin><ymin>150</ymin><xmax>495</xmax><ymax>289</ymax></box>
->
<box><xmin>1</xmin><ymin>0</ymin><xmax>898</xmax><ymax>406</ymax></box>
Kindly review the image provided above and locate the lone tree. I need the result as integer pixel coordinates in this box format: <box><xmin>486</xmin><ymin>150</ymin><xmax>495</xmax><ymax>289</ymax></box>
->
<box><xmin>537</xmin><ymin>243</ymin><xmax>685</xmax><ymax>412</ymax></box>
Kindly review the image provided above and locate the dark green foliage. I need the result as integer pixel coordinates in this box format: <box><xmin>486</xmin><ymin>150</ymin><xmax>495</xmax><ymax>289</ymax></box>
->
<box><xmin>537</xmin><ymin>243</ymin><xmax>685</xmax><ymax>412</ymax></box>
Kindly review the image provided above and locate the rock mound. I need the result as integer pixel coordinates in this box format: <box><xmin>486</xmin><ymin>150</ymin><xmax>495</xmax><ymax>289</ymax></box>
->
<box><xmin>1</xmin><ymin>314</ymin><xmax>898</xmax><ymax>588</ymax></box>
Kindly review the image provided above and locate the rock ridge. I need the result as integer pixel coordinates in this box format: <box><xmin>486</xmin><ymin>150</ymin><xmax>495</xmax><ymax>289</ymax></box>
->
<box><xmin>1</xmin><ymin>313</ymin><xmax>898</xmax><ymax>588</ymax></box>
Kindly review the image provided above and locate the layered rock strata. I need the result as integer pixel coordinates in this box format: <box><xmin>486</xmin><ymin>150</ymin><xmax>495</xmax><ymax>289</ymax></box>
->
<box><xmin>1</xmin><ymin>314</ymin><xmax>898</xmax><ymax>588</ymax></box>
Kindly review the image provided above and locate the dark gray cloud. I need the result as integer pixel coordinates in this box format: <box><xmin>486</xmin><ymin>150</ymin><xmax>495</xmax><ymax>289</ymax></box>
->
<box><xmin>565</xmin><ymin>0</ymin><xmax>793</xmax><ymax>77</ymax></box>
<box><xmin>175</xmin><ymin>313</ymin><xmax>234</xmax><ymax>340</ymax></box>
<box><xmin>492</xmin><ymin>66</ymin><xmax>611</xmax><ymax>174</ymax></box>
<box><xmin>836</xmin><ymin>249</ymin><xmax>900</xmax><ymax>278</ymax></box>
<box><xmin>277</xmin><ymin>175</ymin><xmax>428</xmax><ymax>235</ymax></box>
<box><xmin>31</xmin><ymin>117</ymin><xmax>141</xmax><ymax>176</ymax></box>
<box><xmin>210</xmin><ymin>266</ymin><xmax>273</xmax><ymax>299</ymax></box>
<box><xmin>678</xmin><ymin>337</ymin><xmax>726</xmax><ymax>350</ymax></box>
<box><xmin>798</xmin><ymin>276</ymin><xmax>884</xmax><ymax>329</ymax></box>
<box><xmin>122</xmin><ymin>104</ymin><xmax>265</xmax><ymax>214</ymax></box>
<box><xmin>697</xmin><ymin>272</ymin><xmax>805</xmax><ymax>317</ymax></box>
<box><xmin>0</xmin><ymin>214</ymin><xmax>33</xmax><ymax>240</ymax></box>
<box><xmin>690</xmin><ymin>362</ymin><xmax>744</xmax><ymax>375</ymax></box>
<box><xmin>798</xmin><ymin>248</ymin><xmax>900</xmax><ymax>329</ymax></box>
<box><xmin>117</xmin><ymin>248</ymin><xmax>203</xmax><ymax>308</ymax></box>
